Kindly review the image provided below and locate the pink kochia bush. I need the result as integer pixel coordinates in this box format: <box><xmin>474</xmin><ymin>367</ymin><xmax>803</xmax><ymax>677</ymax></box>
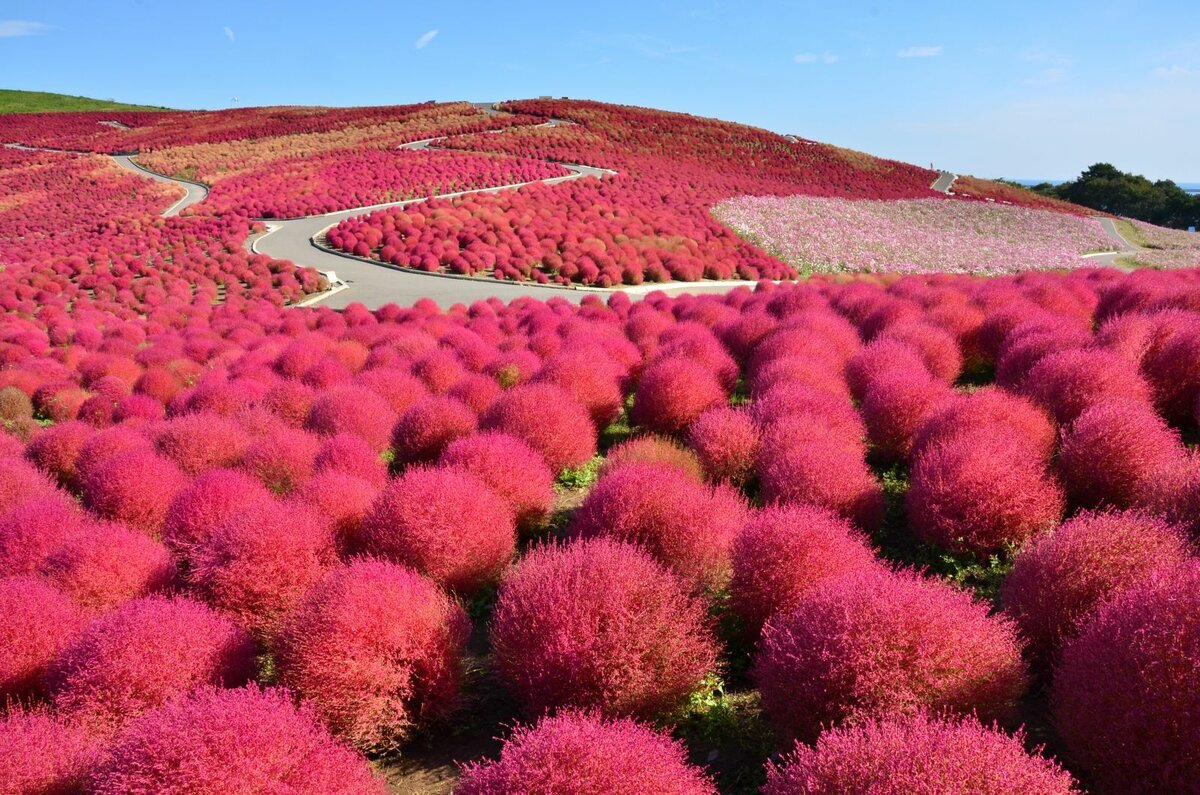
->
<box><xmin>90</xmin><ymin>685</ymin><xmax>388</xmax><ymax>795</ymax></box>
<box><xmin>0</xmin><ymin>576</ymin><xmax>83</xmax><ymax>700</ymax></box>
<box><xmin>1056</xmin><ymin>399</ymin><xmax>1185</xmax><ymax>509</ymax></box>
<box><xmin>755</xmin><ymin>568</ymin><xmax>1027</xmax><ymax>743</ymax></box>
<box><xmin>1051</xmin><ymin>560</ymin><xmax>1200</xmax><ymax>793</ymax></box>
<box><xmin>81</xmin><ymin>449</ymin><xmax>188</xmax><ymax>537</ymax></box>
<box><xmin>47</xmin><ymin>595</ymin><xmax>256</xmax><ymax>736</ymax></box>
<box><xmin>1019</xmin><ymin>348</ymin><xmax>1152</xmax><ymax>425</ymax></box>
<box><xmin>274</xmin><ymin>559</ymin><xmax>470</xmax><ymax>752</ymax></box>
<box><xmin>391</xmin><ymin>395</ymin><xmax>478</xmax><ymax>466</ymax></box>
<box><xmin>39</xmin><ymin>521</ymin><xmax>177</xmax><ymax>613</ymax></box>
<box><xmin>1001</xmin><ymin>509</ymin><xmax>1191</xmax><ymax>667</ymax></box>
<box><xmin>360</xmin><ymin>465</ymin><xmax>515</xmax><ymax>593</ymax></box>
<box><xmin>190</xmin><ymin>499</ymin><xmax>335</xmax><ymax>637</ymax></box>
<box><xmin>438</xmin><ymin>431</ymin><xmax>555</xmax><ymax>533</ymax></box>
<box><xmin>456</xmin><ymin>710</ymin><xmax>718</xmax><ymax>795</ymax></box>
<box><xmin>0</xmin><ymin>708</ymin><xmax>99</xmax><ymax>795</ymax></box>
<box><xmin>911</xmin><ymin>386</ymin><xmax>1057</xmax><ymax>464</ymax></box>
<box><xmin>570</xmin><ymin>462</ymin><xmax>749</xmax><ymax>591</ymax></box>
<box><xmin>489</xmin><ymin>539</ymin><xmax>718</xmax><ymax>719</ymax></box>
<box><xmin>729</xmin><ymin>504</ymin><xmax>881</xmax><ymax>637</ymax></box>
<box><xmin>480</xmin><ymin>383</ymin><xmax>596</xmax><ymax>472</ymax></box>
<box><xmin>160</xmin><ymin>468</ymin><xmax>273</xmax><ymax>557</ymax></box>
<box><xmin>600</xmin><ymin>434</ymin><xmax>706</xmax><ymax>482</ymax></box>
<box><xmin>907</xmin><ymin>427</ymin><xmax>1065</xmax><ymax>554</ymax></box>
<box><xmin>763</xmin><ymin>711</ymin><xmax>1077</xmax><ymax>795</ymax></box>
<box><xmin>0</xmin><ymin>496</ymin><xmax>89</xmax><ymax>576</ymax></box>
<box><xmin>0</xmin><ymin>457</ymin><xmax>62</xmax><ymax>516</ymax></box>
<box><xmin>860</xmin><ymin>368</ymin><xmax>952</xmax><ymax>462</ymax></box>
<box><xmin>631</xmin><ymin>358</ymin><xmax>727</xmax><ymax>435</ymax></box>
<box><xmin>687</xmin><ymin>405</ymin><xmax>760</xmax><ymax>484</ymax></box>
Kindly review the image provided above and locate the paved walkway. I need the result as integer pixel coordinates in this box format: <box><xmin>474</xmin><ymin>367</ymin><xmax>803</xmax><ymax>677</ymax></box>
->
<box><xmin>110</xmin><ymin>155</ymin><xmax>209</xmax><ymax>216</ymax></box>
<box><xmin>931</xmin><ymin>170</ymin><xmax>957</xmax><ymax>194</ymax></box>
<box><xmin>1083</xmin><ymin>216</ymin><xmax>1143</xmax><ymax>269</ymax></box>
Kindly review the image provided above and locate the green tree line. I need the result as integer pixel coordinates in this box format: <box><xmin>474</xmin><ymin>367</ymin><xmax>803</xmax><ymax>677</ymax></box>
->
<box><xmin>1022</xmin><ymin>163</ymin><xmax>1199</xmax><ymax>229</ymax></box>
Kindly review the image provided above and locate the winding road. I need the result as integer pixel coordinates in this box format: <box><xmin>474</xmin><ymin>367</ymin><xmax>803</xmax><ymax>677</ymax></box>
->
<box><xmin>1084</xmin><ymin>216</ymin><xmax>1143</xmax><ymax>269</ymax></box>
<box><xmin>931</xmin><ymin>170</ymin><xmax>957</xmax><ymax>194</ymax></box>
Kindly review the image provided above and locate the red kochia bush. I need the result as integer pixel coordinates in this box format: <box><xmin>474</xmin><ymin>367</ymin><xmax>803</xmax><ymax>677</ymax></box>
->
<box><xmin>0</xmin><ymin>495</ymin><xmax>88</xmax><ymax>576</ymax></box>
<box><xmin>1019</xmin><ymin>348</ymin><xmax>1152</xmax><ymax>425</ymax></box>
<box><xmin>154</xmin><ymin>412</ymin><xmax>247</xmax><ymax>475</ymax></box>
<box><xmin>90</xmin><ymin>685</ymin><xmax>388</xmax><ymax>795</ymax></box>
<box><xmin>1001</xmin><ymin>509</ymin><xmax>1190</xmax><ymax>667</ymax></box>
<box><xmin>391</xmin><ymin>395</ymin><xmax>478</xmax><ymax>466</ymax></box>
<box><xmin>763</xmin><ymin>711</ymin><xmax>1077</xmax><ymax>795</ymax></box>
<box><xmin>81</xmin><ymin>449</ymin><xmax>188</xmax><ymax>537</ymax></box>
<box><xmin>756</xmin><ymin>419</ymin><xmax>884</xmax><ymax>533</ymax></box>
<box><xmin>532</xmin><ymin>352</ymin><xmax>625</xmax><ymax>428</ymax></box>
<box><xmin>571</xmin><ymin>462</ymin><xmax>748</xmax><ymax>591</ymax></box>
<box><xmin>438</xmin><ymin>431</ymin><xmax>555</xmax><ymax>533</ymax></box>
<box><xmin>1057</xmin><ymin>399</ymin><xmax>1186</xmax><ymax>509</ymax></box>
<box><xmin>292</xmin><ymin>471</ymin><xmax>380</xmax><ymax>552</ymax></box>
<box><xmin>600</xmin><ymin>434</ymin><xmax>706</xmax><ymax>482</ymax></box>
<box><xmin>480</xmin><ymin>383</ymin><xmax>596</xmax><ymax>472</ymax></box>
<box><xmin>274</xmin><ymin>559</ymin><xmax>470</xmax><ymax>752</ymax></box>
<box><xmin>0</xmin><ymin>576</ymin><xmax>83</xmax><ymax>700</ymax></box>
<box><xmin>24</xmin><ymin>419</ymin><xmax>92</xmax><ymax>488</ymax></box>
<box><xmin>456</xmin><ymin>711</ymin><xmax>718</xmax><ymax>795</ymax></box>
<box><xmin>631</xmin><ymin>358</ymin><xmax>726</xmax><ymax>435</ymax></box>
<box><xmin>687</xmin><ymin>405</ymin><xmax>760</xmax><ymax>484</ymax></box>
<box><xmin>190</xmin><ymin>499</ymin><xmax>335</xmax><ymax>637</ymax></box>
<box><xmin>305</xmin><ymin>384</ymin><xmax>398</xmax><ymax>451</ymax></box>
<box><xmin>239</xmin><ymin>428</ymin><xmax>321</xmax><ymax>494</ymax></box>
<box><xmin>730</xmin><ymin>504</ymin><xmax>880</xmax><ymax>637</ymax></box>
<box><xmin>911</xmin><ymin>386</ymin><xmax>1057</xmax><ymax>464</ymax></box>
<box><xmin>0</xmin><ymin>457</ymin><xmax>61</xmax><ymax>516</ymax></box>
<box><xmin>40</xmin><ymin>521</ymin><xmax>176</xmax><ymax>613</ymax></box>
<box><xmin>0</xmin><ymin>708</ymin><xmax>99</xmax><ymax>795</ymax></box>
<box><xmin>1142</xmin><ymin>323</ymin><xmax>1200</xmax><ymax>423</ymax></box>
<box><xmin>755</xmin><ymin>569</ymin><xmax>1027</xmax><ymax>743</ymax></box>
<box><xmin>1051</xmin><ymin>561</ymin><xmax>1200</xmax><ymax>793</ymax></box>
<box><xmin>314</xmin><ymin>432</ymin><xmax>388</xmax><ymax>486</ymax></box>
<box><xmin>907</xmin><ymin>428</ymin><xmax>1064</xmax><ymax>555</ymax></box>
<box><xmin>360</xmin><ymin>465</ymin><xmax>515</xmax><ymax>593</ymax></box>
<box><xmin>861</xmin><ymin>369</ymin><xmax>953</xmax><ymax>462</ymax></box>
<box><xmin>160</xmin><ymin>468</ymin><xmax>273</xmax><ymax>557</ymax></box>
<box><xmin>490</xmin><ymin>539</ymin><xmax>718</xmax><ymax>719</ymax></box>
<box><xmin>48</xmin><ymin>595</ymin><xmax>256</xmax><ymax>736</ymax></box>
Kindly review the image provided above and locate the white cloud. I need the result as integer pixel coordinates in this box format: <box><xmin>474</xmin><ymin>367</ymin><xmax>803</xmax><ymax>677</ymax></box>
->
<box><xmin>898</xmin><ymin>45</ymin><xmax>943</xmax><ymax>58</ymax></box>
<box><xmin>223</xmin><ymin>26</ymin><xmax>235</xmax><ymax>42</ymax></box>
<box><xmin>415</xmin><ymin>29</ymin><xmax>438</xmax><ymax>49</ymax></box>
<box><xmin>1153</xmin><ymin>64</ymin><xmax>1191</xmax><ymax>79</ymax></box>
<box><xmin>794</xmin><ymin>51</ymin><xmax>839</xmax><ymax>65</ymax></box>
<box><xmin>0</xmin><ymin>20</ymin><xmax>49</xmax><ymax>37</ymax></box>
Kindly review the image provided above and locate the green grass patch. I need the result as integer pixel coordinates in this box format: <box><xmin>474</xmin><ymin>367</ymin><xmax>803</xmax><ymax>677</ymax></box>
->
<box><xmin>1114</xmin><ymin>218</ymin><xmax>1151</xmax><ymax>248</ymax></box>
<box><xmin>555</xmin><ymin>454</ymin><xmax>603</xmax><ymax>490</ymax></box>
<box><xmin>0</xmin><ymin>89</ymin><xmax>170</xmax><ymax>114</ymax></box>
<box><xmin>673</xmin><ymin>676</ymin><xmax>775</xmax><ymax>795</ymax></box>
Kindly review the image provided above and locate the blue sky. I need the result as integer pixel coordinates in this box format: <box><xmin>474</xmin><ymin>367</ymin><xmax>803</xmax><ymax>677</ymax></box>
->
<box><xmin>2</xmin><ymin>1</ymin><xmax>1197</xmax><ymax>181</ymax></box>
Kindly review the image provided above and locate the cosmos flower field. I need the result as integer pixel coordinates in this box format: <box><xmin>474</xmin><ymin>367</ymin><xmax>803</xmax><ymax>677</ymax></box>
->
<box><xmin>0</xmin><ymin>98</ymin><xmax>1198</xmax><ymax>794</ymax></box>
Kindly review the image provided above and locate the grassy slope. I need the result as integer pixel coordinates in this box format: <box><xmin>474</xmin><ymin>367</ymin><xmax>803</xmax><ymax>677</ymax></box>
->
<box><xmin>0</xmin><ymin>89</ymin><xmax>170</xmax><ymax>114</ymax></box>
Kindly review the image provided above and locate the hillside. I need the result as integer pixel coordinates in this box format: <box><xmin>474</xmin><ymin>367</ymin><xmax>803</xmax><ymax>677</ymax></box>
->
<box><xmin>0</xmin><ymin>88</ymin><xmax>169</xmax><ymax>114</ymax></box>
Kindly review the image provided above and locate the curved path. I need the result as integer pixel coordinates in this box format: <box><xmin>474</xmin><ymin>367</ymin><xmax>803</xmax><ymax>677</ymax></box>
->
<box><xmin>110</xmin><ymin>155</ymin><xmax>209</xmax><ymax>216</ymax></box>
<box><xmin>1083</xmin><ymin>216</ymin><xmax>1143</xmax><ymax>269</ymax></box>
<box><xmin>931</xmin><ymin>170</ymin><xmax>957</xmax><ymax>194</ymax></box>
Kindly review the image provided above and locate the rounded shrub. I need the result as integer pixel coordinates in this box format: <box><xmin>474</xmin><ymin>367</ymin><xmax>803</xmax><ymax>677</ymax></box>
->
<box><xmin>1019</xmin><ymin>348</ymin><xmax>1152</xmax><ymax>425</ymax></box>
<box><xmin>763</xmin><ymin>711</ymin><xmax>1077</xmax><ymax>795</ymax></box>
<box><xmin>274</xmin><ymin>558</ymin><xmax>470</xmax><ymax>752</ymax></box>
<box><xmin>730</xmin><ymin>504</ymin><xmax>880</xmax><ymax>637</ymax></box>
<box><xmin>90</xmin><ymin>685</ymin><xmax>388</xmax><ymax>795</ymax></box>
<box><xmin>239</xmin><ymin>427</ymin><xmax>321</xmax><ymax>495</ymax></box>
<box><xmin>391</xmin><ymin>395</ymin><xmax>478</xmax><ymax>466</ymax></box>
<box><xmin>0</xmin><ymin>495</ymin><xmax>89</xmax><ymax>576</ymax></box>
<box><xmin>0</xmin><ymin>576</ymin><xmax>84</xmax><ymax>700</ymax></box>
<box><xmin>571</xmin><ymin>462</ymin><xmax>748</xmax><ymax>591</ymax></box>
<box><xmin>755</xmin><ymin>568</ymin><xmax>1027</xmax><ymax>743</ymax></box>
<box><xmin>907</xmin><ymin>428</ymin><xmax>1064</xmax><ymax>555</ymax></box>
<box><xmin>480</xmin><ymin>383</ymin><xmax>596</xmax><ymax>473</ymax></box>
<box><xmin>600</xmin><ymin>434</ymin><xmax>705</xmax><ymax>482</ymax></box>
<box><xmin>305</xmin><ymin>384</ymin><xmax>398</xmax><ymax>452</ymax></box>
<box><xmin>48</xmin><ymin>595</ymin><xmax>256</xmax><ymax>736</ymax></box>
<box><xmin>161</xmin><ymin>468</ymin><xmax>273</xmax><ymax>558</ymax></box>
<box><xmin>292</xmin><ymin>471</ymin><xmax>380</xmax><ymax>552</ymax></box>
<box><xmin>911</xmin><ymin>386</ymin><xmax>1057</xmax><ymax>464</ymax></box>
<box><xmin>360</xmin><ymin>465</ymin><xmax>515</xmax><ymax>593</ymax></box>
<box><xmin>0</xmin><ymin>708</ymin><xmax>99</xmax><ymax>795</ymax></box>
<box><xmin>23</xmin><ymin>419</ymin><xmax>92</xmax><ymax>489</ymax></box>
<box><xmin>861</xmin><ymin>369</ymin><xmax>953</xmax><ymax>462</ymax></box>
<box><xmin>756</xmin><ymin>419</ymin><xmax>884</xmax><ymax>533</ymax></box>
<box><xmin>846</xmin><ymin>338</ymin><xmax>931</xmax><ymax>401</ymax></box>
<box><xmin>438</xmin><ymin>431</ymin><xmax>555</xmax><ymax>533</ymax></box>
<box><xmin>40</xmin><ymin>521</ymin><xmax>176</xmax><ymax>613</ymax></box>
<box><xmin>490</xmin><ymin>538</ymin><xmax>718</xmax><ymax>719</ymax></box>
<box><xmin>153</xmin><ymin>412</ymin><xmax>247</xmax><ymax>475</ymax></box>
<box><xmin>1142</xmin><ymin>323</ymin><xmax>1200</xmax><ymax>423</ymax></box>
<box><xmin>456</xmin><ymin>710</ymin><xmax>718</xmax><ymax>795</ymax></box>
<box><xmin>190</xmin><ymin>498</ymin><xmax>335</xmax><ymax>637</ymax></box>
<box><xmin>1051</xmin><ymin>560</ymin><xmax>1200</xmax><ymax>793</ymax></box>
<box><xmin>1001</xmin><ymin>509</ymin><xmax>1190</xmax><ymax>668</ymax></box>
<box><xmin>81</xmin><ymin>449</ymin><xmax>188</xmax><ymax>537</ymax></box>
<box><xmin>751</xmin><ymin>381</ymin><xmax>866</xmax><ymax>448</ymax></box>
<box><xmin>631</xmin><ymin>358</ymin><xmax>726</xmax><ymax>435</ymax></box>
<box><xmin>314</xmin><ymin>432</ymin><xmax>388</xmax><ymax>486</ymax></box>
<box><xmin>1057</xmin><ymin>399</ymin><xmax>1185</xmax><ymax>509</ymax></box>
<box><xmin>687</xmin><ymin>405</ymin><xmax>760</xmax><ymax>484</ymax></box>
<box><xmin>0</xmin><ymin>457</ymin><xmax>61</xmax><ymax>517</ymax></box>
<box><xmin>532</xmin><ymin>352</ymin><xmax>625</xmax><ymax>428</ymax></box>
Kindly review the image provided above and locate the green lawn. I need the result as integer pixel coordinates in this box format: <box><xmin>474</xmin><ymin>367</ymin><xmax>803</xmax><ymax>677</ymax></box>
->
<box><xmin>0</xmin><ymin>89</ymin><xmax>170</xmax><ymax>114</ymax></box>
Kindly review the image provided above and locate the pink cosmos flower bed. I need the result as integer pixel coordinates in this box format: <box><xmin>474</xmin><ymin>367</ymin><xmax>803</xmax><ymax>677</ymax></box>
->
<box><xmin>713</xmin><ymin>194</ymin><xmax>1117</xmax><ymax>275</ymax></box>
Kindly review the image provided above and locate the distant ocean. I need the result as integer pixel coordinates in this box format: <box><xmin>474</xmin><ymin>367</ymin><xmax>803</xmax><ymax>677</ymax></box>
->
<box><xmin>1012</xmin><ymin>179</ymin><xmax>1200</xmax><ymax>196</ymax></box>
